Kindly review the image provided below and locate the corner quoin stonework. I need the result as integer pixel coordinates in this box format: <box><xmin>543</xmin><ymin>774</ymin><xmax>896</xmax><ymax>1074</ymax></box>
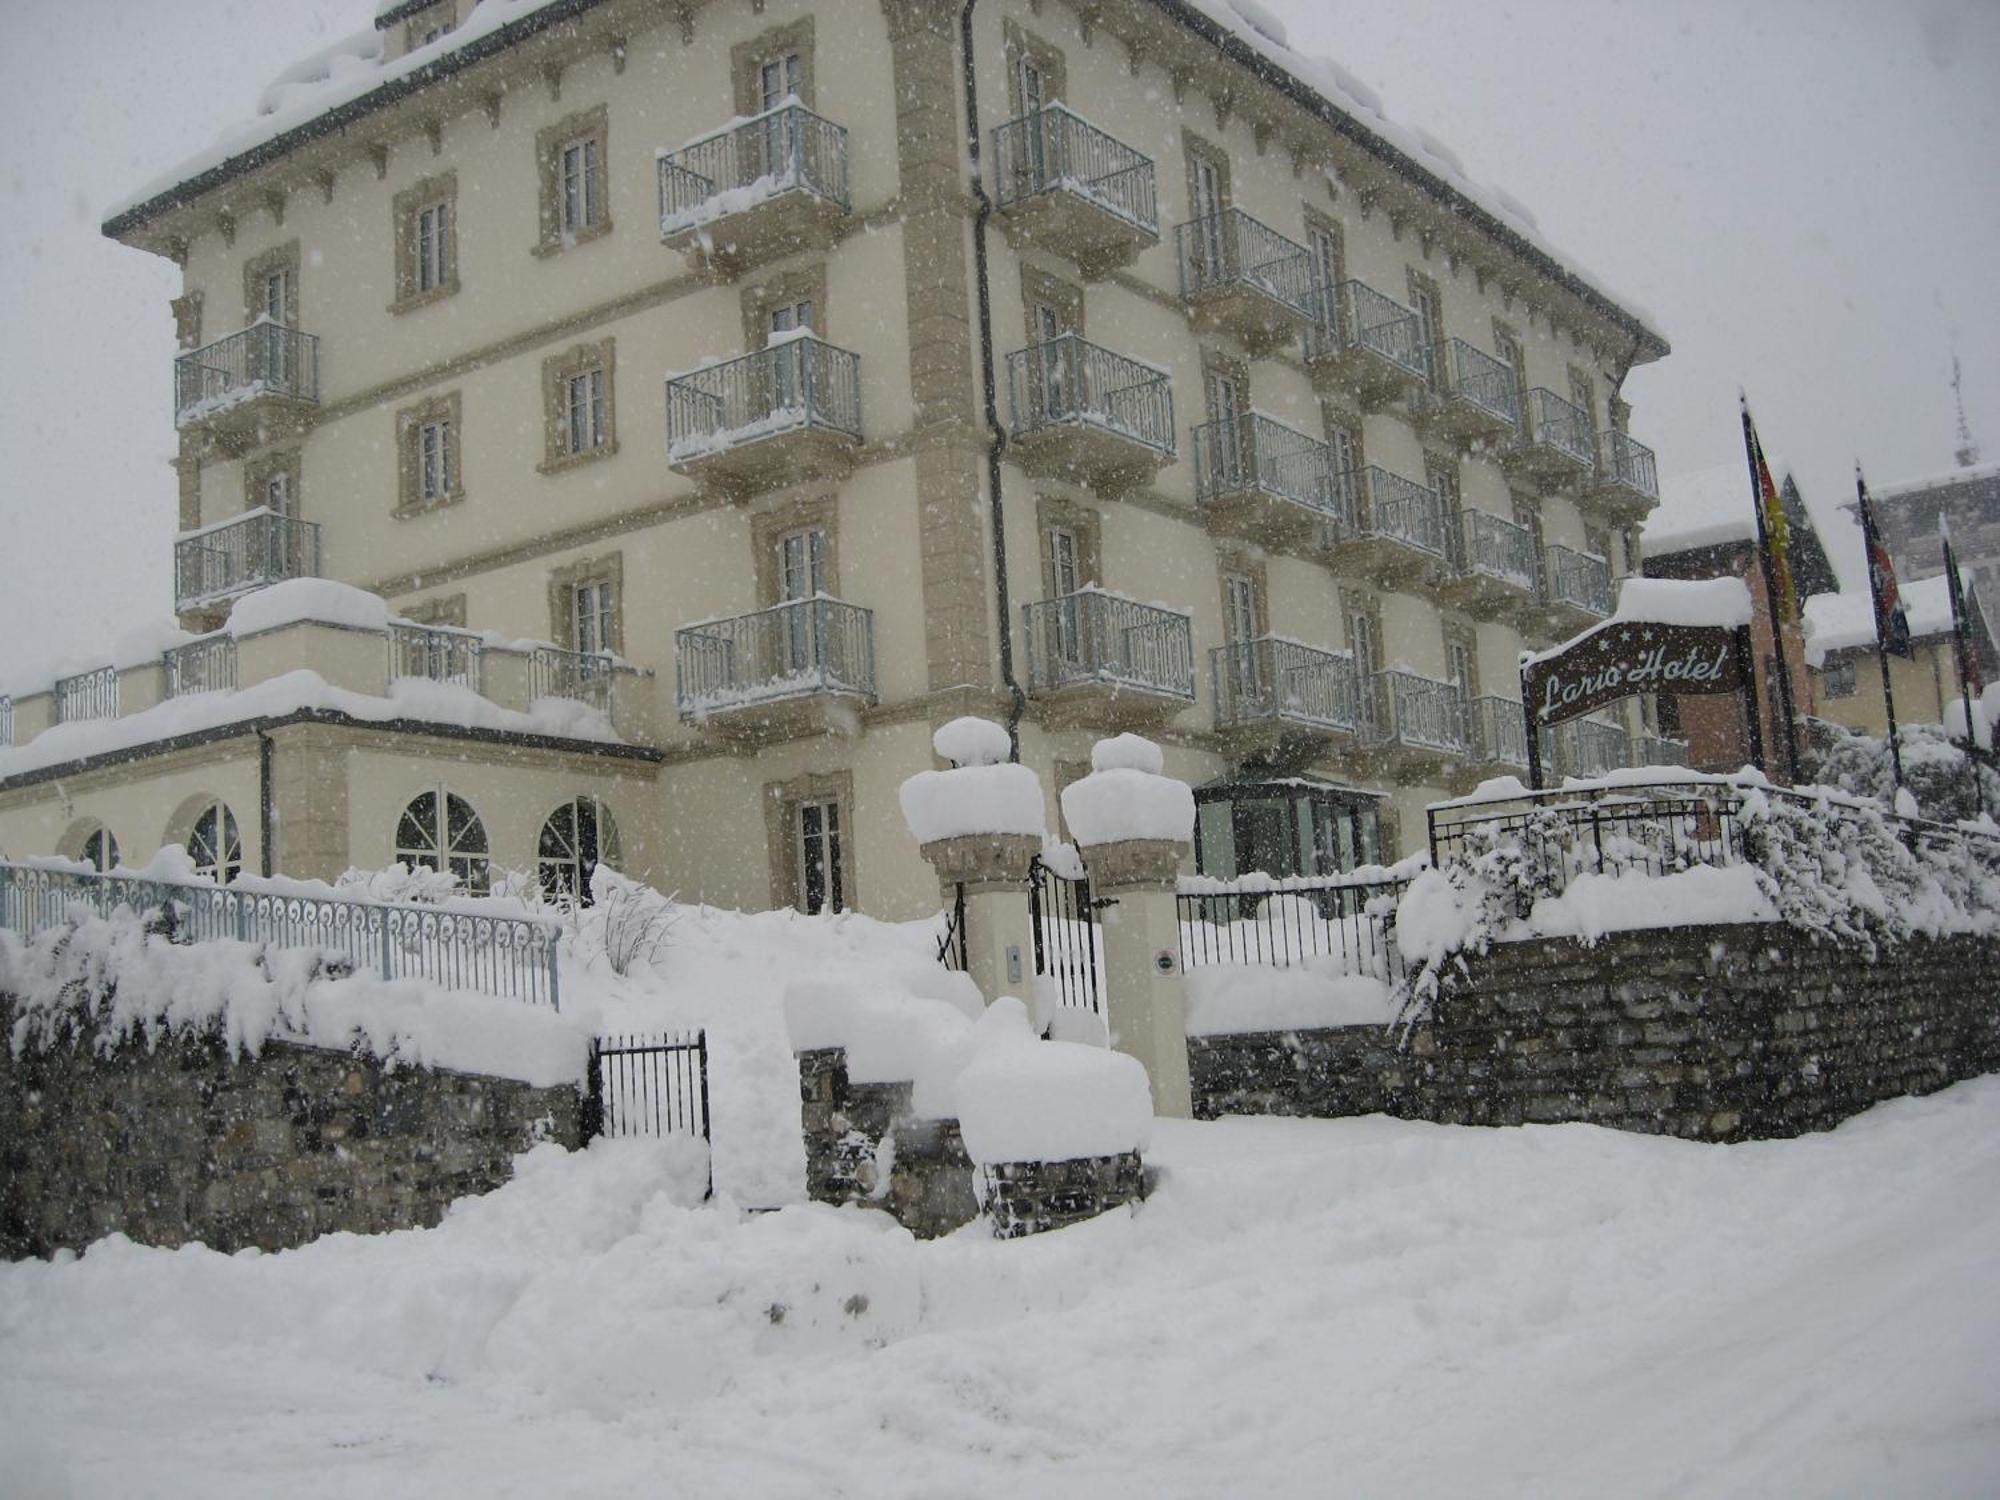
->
<box><xmin>1190</xmin><ymin>924</ymin><xmax>2000</xmax><ymax>1141</ymax></box>
<box><xmin>1</xmin><ymin>1003</ymin><xmax>583</xmax><ymax>1259</ymax></box>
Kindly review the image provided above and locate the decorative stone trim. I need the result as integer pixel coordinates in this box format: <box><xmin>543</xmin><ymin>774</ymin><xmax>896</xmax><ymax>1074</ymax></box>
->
<box><xmin>391</xmin><ymin>170</ymin><xmax>460</xmax><ymax>313</ymax></box>
<box><xmin>731</xmin><ymin>16</ymin><xmax>817</xmax><ymax>115</ymax></box>
<box><xmin>918</xmin><ymin>832</ymin><xmax>1040</xmax><ymax>891</ymax></box>
<box><xmin>539</xmin><ymin>336</ymin><xmax>617</xmax><ymax>473</ymax></box>
<box><xmin>394</xmin><ymin>389</ymin><xmax>465</xmax><ymax>514</ymax></box>
<box><xmin>241</xmin><ymin>239</ymin><xmax>301</xmax><ymax>325</ymax></box>
<box><xmin>1084</xmin><ymin>837</ymin><xmax>1184</xmax><ymax>891</ymax></box>
<box><xmin>533</xmin><ymin>104</ymin><xmax>611</xmax><ymax>256</ymax></box>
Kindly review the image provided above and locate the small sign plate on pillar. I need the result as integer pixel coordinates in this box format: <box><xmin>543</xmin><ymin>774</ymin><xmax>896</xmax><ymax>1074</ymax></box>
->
<box><xmin>1153</xmin><ymin>947</ymin><xmax>1180</xmax><ymax>977</ymax></box>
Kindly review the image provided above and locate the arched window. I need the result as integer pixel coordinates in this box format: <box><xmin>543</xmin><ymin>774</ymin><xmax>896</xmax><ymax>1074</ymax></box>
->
<box><xmin>82</xmin><ymin>826</ymin><xmax>120</xmax><ymax>873</ymax></box>
<box><xmin>186</xmin><ymin>802</ymin><xmax>242</xmax><ymax>884</ymax></box>
<box><xmin>537</xmin><ymin>796</ymin><xmax>620</xmax><ymax>905</ymax></box>
<box><xmin>395</xmin><ymin>789</ymin><xmax>489</xmax><ymax>893</ymax></box>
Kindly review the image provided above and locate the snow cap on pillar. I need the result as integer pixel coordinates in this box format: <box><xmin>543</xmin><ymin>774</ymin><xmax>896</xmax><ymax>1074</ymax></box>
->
<box><xmin>1061</xmin><ymin>735</ymin><xmax>1193</xmax><ymax>848</ymax></box>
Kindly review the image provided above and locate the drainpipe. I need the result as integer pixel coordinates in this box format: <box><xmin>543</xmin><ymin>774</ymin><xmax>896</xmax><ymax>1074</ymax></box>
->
<box><xmin>256</xmin><ymin>728</ymin><xmax>275</xmax><ymax>878</ymax></box>
<box><xmin>960</xmin><ymin>0</ymin><xmax>1027</xmax><ymax>760</ymax></box>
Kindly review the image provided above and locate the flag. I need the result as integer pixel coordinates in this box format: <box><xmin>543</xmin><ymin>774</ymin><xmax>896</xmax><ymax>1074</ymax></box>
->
<box><xmin>1941</xmin><ymin>516</ymin><xmax>1983</xmax><ymax>694</ymax></box>
<box><xmin>1742</xmin><ymin>406</ymin><xmax>1797</xmax><ymax>624</ymax></box>
<box><xmin>1856</xmin><ymin>472</ymin><xmax>1911</xmax><ymax>657</ymax></box>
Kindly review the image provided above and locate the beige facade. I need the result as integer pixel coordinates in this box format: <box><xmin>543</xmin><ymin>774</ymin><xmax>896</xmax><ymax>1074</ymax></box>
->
<box><xmin>2</xmin><ymin>0</ymin><xmax>1669</xmax><ymax>912</ymax></box>
<box><xmin>1812</xmin><ymin>638</ymin><xmax>1969</xmax><ymax>739</ymax></box>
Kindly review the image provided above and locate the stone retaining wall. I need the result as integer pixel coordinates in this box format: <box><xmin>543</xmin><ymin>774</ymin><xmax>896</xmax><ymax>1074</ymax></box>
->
<box><xmin>1</xmin><ymin>1006</ymin><xmax>583</xmax><ymax>1258</ymax></box>
<box><xmin>1192</xmin><ymin>925</ymin><xmax>2000</xmax><ymax>1142</ymax></box>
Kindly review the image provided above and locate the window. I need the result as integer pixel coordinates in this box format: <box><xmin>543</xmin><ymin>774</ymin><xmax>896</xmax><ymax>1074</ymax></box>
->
<box><xmin>1194</xmin><ymin>783</ymin><xmax>1383</xmax><ymax>880</ymax></box>
<box><xmin>395</xmin><ymin>789</ymin><xmax>489</xmax><ymax>892</ymax></box>
<box><xmin>797</xmin><ymin>799</ymin><xmax>844</xmax><ymax>915</ymax></box>
<box><xmin>393</xmin><ymin>173</ymin><xmax>458</xmax><ymax>310</ymax></box>
<box><xmin>1326</xmin><ymin>420</ymin><xmax>1360</xmax><ymax>519</ymax></box>
<box><xmin>573</xmin><ymin>579</ymin><xmax>616</xmax><ymax>657</ymax></box>
<box><xmin>535</xmin><ymin>106</ymin><xmax>611</xmax><ymax>254</ymax></box>
<box><xmin>1348</xmin><ymin>603</ymin><xmax>1382</xmax><ymax>733</ymax></box>
<box><xmin>242</xmin><ymin>241</ymin><xmax>301</xmax><ymax>327</ymax></box>
<box><xmin>245</xmin><ymin>449</ymin><xmax>300</xmax><ymax>517</ymax></box>
<box><xmin>1823</xmin><ymin>659</ymin><xmax>1858</xmax><ymax>699</ymax></box>
<box><xmin>776</xmin><ymin>525</ymin><xmax>829</xmax><ymax>674</ymax></box>
<box><xmin>1205</xmin><ymin>363</ymin><xmax>1245</xmax><ymax>485</ymax></box>
<box><xmin>732</xmin><ymin>19</ymin><xmax>817</xmax><ymax>116</ymax></box>
<box><xmin>1568</xmin><ymin>366</ymin><xmax>1599</xmax><ymax>435</ymax></box>
<box><xmin>186</xmin><ymin>801</ymin><xmax>243</xmax><ymax>884</ymax></box>
<box><xmin>82</xmin><ymin>826</ymin><xmax>120</xmax><ymax>873</ymax></box>
<box><xmin>1407</xmin><ymin>271</ymin><xmax>1442</xmax><ymax>388</ymax></box>
<box><xmin>538</xmin><ymin>797</ymin><xmax>619</xmax><ymax>906</ymax></box>
<box><xmin>397</xmin><ymin>392</ymin><xmax>463</xmax><ymax>511</ymax></box>
<box><xmin>548</xmin><ymin>553</ymin><xmax>624</xmax><ymax>656</ymax></box>
<box><xmin>542</xmin><ymin>339</ymin><xmax>617</xmax><ymax>470</ymax></box>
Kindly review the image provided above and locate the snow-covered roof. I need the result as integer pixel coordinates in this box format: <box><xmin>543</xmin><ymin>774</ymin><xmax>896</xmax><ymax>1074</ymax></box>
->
<box><xmin>103</xmin><ymin>0</ymin><xmax>1667</xmax><ymax>352</ymax></box>
<box><xmin>1645</xmin><ymin>464</ymin><xmax>1758</xmax><ymax>555</ymax></box>
<box><xmin>1802</xmin><ymin>572</ymin><xmax>1968</xmax><ymax>666</ymax></box>
<box><xmin>1872</xmin><ymin>459</ymin><xmax>2000</xmax><ymax>501</ymax></box>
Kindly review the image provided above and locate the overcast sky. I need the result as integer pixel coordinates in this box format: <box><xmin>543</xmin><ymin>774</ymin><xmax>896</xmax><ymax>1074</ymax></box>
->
<box><xmin>1</xmin><ymin>0</ymin><xmax>1995</xmax><ymax>679</ymax></box>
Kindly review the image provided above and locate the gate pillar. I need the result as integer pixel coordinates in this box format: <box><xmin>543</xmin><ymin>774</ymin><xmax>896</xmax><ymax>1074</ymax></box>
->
<box><xmin>918</xmin><ymin>833</ymin><xmax>1038</xmax><ymax>1005</ymax></box>
<box><xmin>1086</xmin><ymin>839</ymin><xmax>1194</xmax><ymax>1119</ymax></box>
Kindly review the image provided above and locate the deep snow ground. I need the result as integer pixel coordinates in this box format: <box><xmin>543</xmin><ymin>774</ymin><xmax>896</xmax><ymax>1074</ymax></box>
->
<box><xmin>5</xmin><ymin>1081</ymin><xmax>2000</xmax><ymax>1499</ymax></box>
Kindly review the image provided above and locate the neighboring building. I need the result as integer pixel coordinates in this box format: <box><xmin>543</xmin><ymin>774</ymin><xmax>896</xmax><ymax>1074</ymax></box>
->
<box><xmin>1642</xmin><ymin>464</ymin><xmax>1824</xmax><ymax>778</ymax></box>
<box><xmin>0</xmin><ymin>0</ymin><xmax>1670</xmax><ymax>908</ymax></box>
<box><xmin>1804</xmin><ymin>573</ymin><xmax>1996</xmax><ymax>739</ymax></box>
<box><xmin>1849</xmin><ymin>462</ymin><xmax>2000</xmax><ymax>609</ymax></box>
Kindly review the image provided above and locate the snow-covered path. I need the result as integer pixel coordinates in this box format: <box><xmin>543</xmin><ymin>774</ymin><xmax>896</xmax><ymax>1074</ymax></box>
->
<box><xmin>5</xmin><ymin>1081</ymin><xmax>1999</xmax><ymax>1498</ymax></box>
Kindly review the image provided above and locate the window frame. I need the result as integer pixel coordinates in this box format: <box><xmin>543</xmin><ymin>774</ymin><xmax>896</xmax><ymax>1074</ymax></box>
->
<box><xmin>395</xmin><ymin>390</ymin><xmax>465</xmax><ymax>514</ymax></box>
<box><xmin>394</xmin><ymin>787</ymin><xmax>491</xmax><ymax>894</ymax></box>
<box><xmin>540</xmin><ymin>338</ymin><xmax>618</xmax><ymax>471</ymax></box>
<box><xmin>534</xmin><ymin>106</ymin><xmax>612</xmax><ymax>255</ymax></box>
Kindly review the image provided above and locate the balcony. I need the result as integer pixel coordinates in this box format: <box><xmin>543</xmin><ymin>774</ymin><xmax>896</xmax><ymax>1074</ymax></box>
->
<box><xmin>1504</xmin><ymin>387</ymin><xmax>1596</xmax><ymax>482</ymax></box>
<box><xmin>1304</xmin><ymin>279</ymin><xmax>1431</xmax><ymax>407</ymax></box>
<box><xmin>1438</xmin><ymin>509</ymin><xmax>1539</xmax><ymax>618</ymax></box>
<box><xmin>174</xmin><ymin>322</ymin><xmax>320</xmax><ymax>447</ymax></box>
<box><xmin>657</xmin><ymin>103</ymin><xmax>850</xmax><ymax>274</ymax></box>
<box><xmin>1633</xmin><ymin>733</ymin><xmax>1691</xmax><ymax>769</ymax></box>
<box><xmin>1325</xmin><ymin>466</ymin><xmax>1446</xmax><ymax>586</ymax></box>
<box><xmin>1366</xmin><ymin>670</ymin><xmax>1469</xmax><ymax>779</ymax></box>
<box><xmin>1193</xmin><ymin>413</ymin><xmax>1342</xmax><ymax>550</ymax></box>
<box><xmin>664</xmin><ymin>336</ymin><xmax>861</xmax><ymax>495</ymax></box>
<box><xmin>1590</xmin><ymin>429</ymin><xmax>1661</xmax><ymax>520</ymax></box>
<box><xmin>54</xmin><ymin>666</ymin><xmax>119</xmax><ymax>726</ymax></box>
<box><xmin>1464</xmin><ymin>695</ymin><xmax>1531</xmax><ymax>775</ymax></box>
<box><xmin>528</xmin><ymin>646</ymin><xmax>615</xmax><ymax>716</ymax></box>
<box><xmin>991</xmin><ymin>104</ymin><xmax>1157</xmax><ymax>273</ymax></box>
<box><xmin>1538</xmin><ymin>544</ymin><xmax>1613</xmax><ymax>635</ymax></box>
<box><xmin>1413</xmin><ymin>338</ymin><xmax>1520</xmax><ymax>446</ymax></box>
<box><xmin>1022</xmin><ymin>589</ymin><xmax>1194</xmax><ymax>729</ymax></box>
<box><xmin>163</xmin><ymin>637</ymin><xmax>238</xmax><ymax>699</ymax></box>
<box><xmin>1211</xmin><ymin>637</ymin><xmax>1360</xmax><ymax>753</ymax></box>
<box><xmin>173</xmin><ymin>508</ymin><xmax>323</xmax><ymax>617</ymax></box>
<box><xmin>675</xmin><ymin>596</ymin><xmax>875</xmax><ymax>743</ymax></box>
<box><xmin>388</xmin><ymin>624</ymin><xmax>481</xmax><ymax>691</ymax></box>
<box><xmin>1005</xmin><ymin>334</ymin><xmax>1174</xmax><ymax>490</ymax></box>
<box><xmin>1545</xmin><ymin>718</ymin><xmax>1632</xmax><ymax>780</ymax></box>
<box><xmin>1175</xmin><ymin>209</ymin><xmax>1316</xmax><ymax>353</ymax></box>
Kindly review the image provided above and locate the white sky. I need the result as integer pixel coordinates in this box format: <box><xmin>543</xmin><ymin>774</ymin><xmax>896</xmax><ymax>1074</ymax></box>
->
<box><xmin>0</xmin><ymin>0</ymin><xmax>1995</xmax><ymax>680</ymax></box>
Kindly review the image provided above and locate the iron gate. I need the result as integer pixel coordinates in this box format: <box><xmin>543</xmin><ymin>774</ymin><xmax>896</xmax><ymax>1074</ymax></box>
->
<box><xmin>1029</xmin><ymin>851</ymin><xmax>1103</xmax><ymax>1016</ymax></box>
<box><xmin>585</xmin><ymin>1030</ymin><xmax>711</xmax><ymax>1166</ymax></box>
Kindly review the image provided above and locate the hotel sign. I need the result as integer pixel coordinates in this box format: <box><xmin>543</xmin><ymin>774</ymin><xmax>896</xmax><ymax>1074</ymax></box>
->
<box><xmin>1523</xmin><ymin>621</ymin><xmax>1746</xmax><ymax>727</ymax></box>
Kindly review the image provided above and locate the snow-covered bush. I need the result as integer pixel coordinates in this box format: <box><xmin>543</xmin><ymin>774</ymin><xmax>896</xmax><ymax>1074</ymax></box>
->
<box><xmin>334</xmin><ymin>861</ymin><xmax>463</xmax><ymax>906</ymax></box>
<box><xmin>1809</xmin><ymin>719</ymin><xmax>2000</xmax><ymax>825</ymax></box>
<box><xmin>580</xmin><ymin>868</ymin><xmax>680</xmax><ymax>977</ymax></box>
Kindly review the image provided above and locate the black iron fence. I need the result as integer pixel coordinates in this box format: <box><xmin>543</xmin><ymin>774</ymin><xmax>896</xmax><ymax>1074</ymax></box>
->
<box><xmin>1177</xmin><ymin>873</ymin><xmax>1410</xmax><ymax>984</ymax></box>
<box><xmin>936</xmin><ymin>882</ymin><xmax>968</xmax><ymax>971</ymax></box>
<box><xmin>584</xmin><ymin>1031</ymin><xmax>710</xmax><ymax>1148</ymax></box>
<box><xmin>1030</xmin><ymin>851</ymin><xmax>1102</xmax><ymax>1017</ymax></box>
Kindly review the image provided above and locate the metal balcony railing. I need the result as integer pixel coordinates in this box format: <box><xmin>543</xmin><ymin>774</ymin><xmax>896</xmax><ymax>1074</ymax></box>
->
<box><xmin>1546</xmin><ymin>545</ymin><xmax>1613</xmax><ymax>618</ymax></box>
<box><xmin>1005</xmin><ymin>334</ymin><xmax>1174</xmax><ymax>454</ymax></box>
<box><xmin>675</xmin><ymin>596</ymin><xmax>875</xmax><ymax>715</ymax></box>
<box><xmin>1437</xmin><ymin>338</ymin><xmax>1520</xmax><ymax>427</ymax></box>
<box><xmin>173</xmin><ymin>508</ymin><xmax>322</xmax><ymax>613</ymax></box>
<box><xmin>1549</xmin><ymin>718</ymin><xmax>1632</xmax><ymax>778</ymax></box>
<box><xmin>1469</xmin><ymin>695</ymin><xmax>1530</xmax><ymax>768</ymax></box>
<box><xmin>1022</xmin><ymin>590</ymin><xmax>1195</xmax><ymax>700</ymax></box>
<box><xmin>1212</xmin><ymin>637</ymin><xmax>1359</xmax><ymax>733</ymax></box>
<box><xmin>164</xmin><ymin>637</ymin><xmax>238</xmax><ymax>698</ymax></box>
<box><xmin>1455</xmin><ymin>508</ymin><xmax>1538</xmax><ymax>588</ymax></box>
<box><xmin>388</xmin><ymin>624</ymin><xmax>481</xmax><ymax>691</ymax></box>
<box><xmin>991</xmin><ymin>103</ymin><xmax>1157</xmax><ymax>232</ymax></box>
<box><xmin>1634</xmin><ymin>734</ymin><xmax>1691</xmax><ymax>769</ymax></box>
<box><xmin>1522</xmin><ymin>387</ymin><xmax>1595</xmax><ymax>467</ymax></box>
<box><xmin>174</xmin><ymin>322</ymin><xmax>320</xmax><ymax>425</ymax></box>
<box><xmin>529</xmin><ymin>646</ymin><xmax>614</xmax><ymax>713</ymax></box>
<box><xmin>1371</xmin><ymin>670</ymin><xmax>1468</xmax><ymax>753</ymax></box>
<box><xmin>1193</xmin><ymin>413</ymin><xmax>1340</xmax><ymax>519</ymax></box>
<box><xmin>665</xmin><ymin>337</ymin><xmax>861</xmax><ymax>462</ymax></box>
<box><xmin>1351</xmin><ymin>467</ymin><xmax>1446</xmax><ymax>555</ymax></box>
<box><xmin>1599</xmin><ymin>428</ymin><xmax>1661</xmax><ymax>500</ymax></box>
<box><xmin>54</xmin><ymin>666</ymin><xmax>119</xmax><ymax>725</ymax></box>
<box><xmin>1307</xmin><ymin>279</ymin><xmax>1429</xmax><ymax>379</ymax></box>
<box><xmin>1175</xmin><ymin>208</ymin><xmax>1315</xmax><ymax>319</ymax></box>
<box><xmin>657</xmin><ymin>102</ymin><xmax>849</xmax><ymax>233</ymax></box>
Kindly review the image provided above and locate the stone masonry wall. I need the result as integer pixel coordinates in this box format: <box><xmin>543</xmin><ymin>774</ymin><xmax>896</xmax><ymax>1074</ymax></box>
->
<box><xmin>1192</xmin><ymin>925</ymin><xmax>2000</xmax><ymax>1142</ymax></box>
<box><xmin>1</xmin><ymin>1005</ymin><xmax>583</xmax><ymax>1258</ymax></box>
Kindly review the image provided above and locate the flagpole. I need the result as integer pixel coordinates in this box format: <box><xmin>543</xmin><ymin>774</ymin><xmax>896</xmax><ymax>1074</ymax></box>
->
<box><xmin>1940</xmin><ymin>521</ymin><xmax>1986</xmax><ymax>817</ymax></box>
<box><xmin>1856</xmin><ymin>465</ymin><xmax>1906</xmax><ymax>794</ymax></box>
<box><xmin>1739</xmin><ymin>398</ymin><xmax>1801</xmax><ymax>781</ymax></box>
